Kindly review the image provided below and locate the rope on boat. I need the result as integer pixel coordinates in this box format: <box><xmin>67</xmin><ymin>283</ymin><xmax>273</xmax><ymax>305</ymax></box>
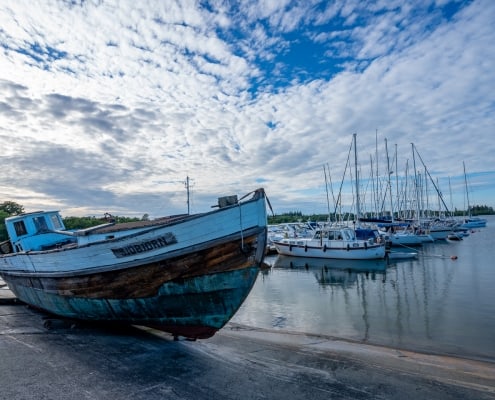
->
<box><xmin>264</xmin><ymin>192</ymin><xmax>275</xmax><ymax>216</ymax></box>
<box><xmin>394</xmin><ymin>243</ymin><xmax>420</xmax><ymax>252</ymax></box>
<box><xmin>237</xmin><ymin>201</ymin><xmax>245</xmax><ymax>250</ymax></box>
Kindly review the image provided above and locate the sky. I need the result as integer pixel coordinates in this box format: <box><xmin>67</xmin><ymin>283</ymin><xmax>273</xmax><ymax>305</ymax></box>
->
<box><xmin>0</xmin><ymin>0</ymin><xmax>494</xmax><ymax>219</ymax></box>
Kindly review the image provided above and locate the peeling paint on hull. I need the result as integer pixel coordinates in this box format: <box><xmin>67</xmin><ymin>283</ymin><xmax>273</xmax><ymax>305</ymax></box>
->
<box><xmin>7</xmin><ymin>266</ymin><xmax>259</xmax><ymax>339</ymax></box>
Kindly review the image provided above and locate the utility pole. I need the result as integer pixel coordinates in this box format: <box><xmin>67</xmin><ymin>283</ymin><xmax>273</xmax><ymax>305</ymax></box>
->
<box><xmin>184</xmin><ymin>176</ymin><xmax>191</xmax><ymax>214</ymax></box>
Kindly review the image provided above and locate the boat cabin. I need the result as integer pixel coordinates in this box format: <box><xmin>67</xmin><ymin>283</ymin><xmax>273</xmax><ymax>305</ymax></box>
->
<box><xmin>314</xmin><ymin>227</ymin><xmax>355</xmax><ymax>241</ymax></box>
<box><xmin>2</xmin><ymin>211</ymin><xmax>75</xmax><ymax>253</ymax></box>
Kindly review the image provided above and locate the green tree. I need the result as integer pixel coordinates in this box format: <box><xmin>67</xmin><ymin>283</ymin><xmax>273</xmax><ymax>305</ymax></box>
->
<box><xmin>63</xmin><ymin>216</ymin><xmax>106</xmax><ymax>230</ymax></box>
<box><xmin>0</xmin><ymin>201</ymin><xmax>24</xmax><ymax>215</ymax></box>
<box><xmin>0</xmin><ymin>210</ymin><xmax>9</xmax><ymax>242</ymax></box>
<box><xmin>63</xmin><ymin>215</ymin><xmax>141</xmax><ymax>230</ymax></box>
<box><xmin>0</xmin><ymin>202</ymin><xmax>25</xmax><ymax>242</ymax></box>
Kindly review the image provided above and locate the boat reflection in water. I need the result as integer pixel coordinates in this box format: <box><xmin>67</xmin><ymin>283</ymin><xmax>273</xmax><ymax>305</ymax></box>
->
<box><xmin>234</xmin><ymin>219</ymin><xmax>495</xmax><ymax>361</ymax></box>
<box><xmin>273</xmin><ymin>255</ymin><xmax>388</xmax><ymax>288</ymax></box>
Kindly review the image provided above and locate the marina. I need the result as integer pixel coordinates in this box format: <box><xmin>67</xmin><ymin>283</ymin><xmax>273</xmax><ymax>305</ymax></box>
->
<box><xmin>1</xmin><ymin>217</ymin><xmax>494</xmax><ymax>399</ymax></box>
<box><xmin>233</xmin><ymin>215</ymin><xmax>495</xmax><ymax>363</ymax></box>
<box><xmin>1</xmin><ymin>2</ymin><xmax>494</xmax><ymax>398</ymax></box>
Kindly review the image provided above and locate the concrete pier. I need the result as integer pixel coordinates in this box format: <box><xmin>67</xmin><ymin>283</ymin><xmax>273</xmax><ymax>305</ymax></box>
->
<box><xmin>1</xmin><ymin>280</ymin><xmax>494</xmax><ymax>400</ymax></box>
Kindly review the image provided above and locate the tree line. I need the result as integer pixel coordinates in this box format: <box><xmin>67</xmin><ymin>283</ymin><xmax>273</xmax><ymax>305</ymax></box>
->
<box><xmin>268</xmin><ymin>205</ymin><xmax>495</xmax><ymax>224</ymax></box>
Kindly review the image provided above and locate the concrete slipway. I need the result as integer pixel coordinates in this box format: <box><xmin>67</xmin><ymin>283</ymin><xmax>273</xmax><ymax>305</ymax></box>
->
<box><xmin>1</xmin><ymin>282</ymin><xmax>494</xmax><ymax>400</ymax></box>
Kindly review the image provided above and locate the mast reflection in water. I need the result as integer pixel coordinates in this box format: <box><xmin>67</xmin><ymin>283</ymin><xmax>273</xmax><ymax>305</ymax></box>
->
<box><xmin>232</xmin><ymin>217</ymin><xmax>495</xmax><ymax>362</ymax></box>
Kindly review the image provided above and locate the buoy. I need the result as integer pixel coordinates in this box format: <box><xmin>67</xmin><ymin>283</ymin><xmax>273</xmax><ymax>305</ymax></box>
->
<box><xmin>451</xmin><ymin>255</ymin><xmax>458</xmax><ymax>260</ymax></box>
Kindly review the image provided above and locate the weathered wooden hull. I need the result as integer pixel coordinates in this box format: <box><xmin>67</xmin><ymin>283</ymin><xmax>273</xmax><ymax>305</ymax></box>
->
<box><xmin>4</xmin><ymin>264</ymin><xmax>259</xmax><ymax>339</ymax></box>
<box><xmin>0</xmin><ymin>189</ymin><xmax>268</xmax><ymax>339</ymax></box>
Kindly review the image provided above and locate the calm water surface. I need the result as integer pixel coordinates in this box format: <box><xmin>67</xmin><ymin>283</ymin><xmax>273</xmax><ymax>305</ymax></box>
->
<box><xmin>232</xmin><ymin>216</ymin><xmax>495</xmax><ymax>362</ymax></box>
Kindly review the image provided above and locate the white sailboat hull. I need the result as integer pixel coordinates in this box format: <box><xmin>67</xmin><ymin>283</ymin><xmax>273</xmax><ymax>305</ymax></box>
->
<box><xmin>273</xmin><ymin>238</ymin><xmax>386</xmax><ymax>260</ymax></box>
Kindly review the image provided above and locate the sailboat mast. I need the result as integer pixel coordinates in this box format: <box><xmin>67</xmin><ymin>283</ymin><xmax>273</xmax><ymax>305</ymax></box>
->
<box><xmin>353</xmin><ymin>133</ymin><xmax>360</xmax><ymax>224</ymax></box>
<box><xmin>395</xmin><ymin>143</ymin><xmax>399</xmax><ymax>218</ymax></box>
<box><xmin>323</xmin><ymin>165</ymin><xmax>332</xmax><ymax>222</ymax></box>
<box><xmin>375</xmin><ymin>129</ymin><xmax>379</xmax><ymax>218</ymax></box>
<box><xmin>411</xmin><ymin>143</ymin><xmax>421</xmax><ymax>222</ymax></box>
<box><xmin>370</xmin><ymin>155</ymin><xmax>375</xmax><ymax>218</ymax></box>
<box><xmin>449</xmin><ymin>176</ymin><xmax>454</xmax><ymax>212</ymax></box>
<box><xmin>385</xmin><ymin>138</ymin><xmax>394</xmax><ymax>222</ymax></box>
<box><xmin>463</xmin><ymin>161</ymin><xmax>471</xmax><ymax>216</ymax></box>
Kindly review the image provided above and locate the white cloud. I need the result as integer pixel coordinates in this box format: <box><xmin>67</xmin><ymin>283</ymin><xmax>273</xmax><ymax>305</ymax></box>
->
<box><xmin>0</xmin><ymin>0</ymin><xmax>493</xmax><ymax>218</ymax></box>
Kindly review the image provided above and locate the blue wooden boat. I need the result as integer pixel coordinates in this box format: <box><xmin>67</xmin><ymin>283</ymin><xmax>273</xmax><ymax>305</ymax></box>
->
<box><xmin>0</xmin><ymin>189</ymin><xmax>268</xmax><ymax>339</ymax></box>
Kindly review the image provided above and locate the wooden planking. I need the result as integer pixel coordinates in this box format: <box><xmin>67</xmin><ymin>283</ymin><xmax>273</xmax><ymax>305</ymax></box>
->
<box><xmin>5</xmin><ymin>233</ymin><xmax>260</xmax><ymax>299</ymax></box>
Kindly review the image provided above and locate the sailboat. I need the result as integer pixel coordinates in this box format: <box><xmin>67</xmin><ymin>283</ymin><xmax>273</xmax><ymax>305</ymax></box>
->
<box><xmin>459</xmin><ymin>161</ymin><xmax>487</xmax><ymax>228</ymax></box>
<box><xmin>371</xmin><ymin>139</ymin><xmax>433</xmax><ymax>246</ymax></box>
<box><xmin>410</xmin><ymin>143</ymin><xmax>457</xmax><ymax>240</ymax></box>
<box><xmin>272</xmin><ymin>134</ymin><xmax>386</xmax><ymax>260</ymax></box>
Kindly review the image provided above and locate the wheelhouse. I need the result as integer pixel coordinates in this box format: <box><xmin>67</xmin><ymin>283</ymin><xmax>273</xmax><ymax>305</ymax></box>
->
<box><xmin>4</xmin><ymin>211</ymin><xmax>74</xmax><ymax>253</ymax></box>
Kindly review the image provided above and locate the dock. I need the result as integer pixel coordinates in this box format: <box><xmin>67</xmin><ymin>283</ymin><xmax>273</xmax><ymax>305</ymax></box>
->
<box><xmin>1</xmin><ymin>278</ymin><xmax>494</xmax><ymax>400</ymax></box>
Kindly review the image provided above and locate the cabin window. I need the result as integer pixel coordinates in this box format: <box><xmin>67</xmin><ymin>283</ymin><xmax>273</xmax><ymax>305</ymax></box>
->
<box><xmin>14</xmin><ymin>221</ymin><xmax>28</xmax><ymax>236</ymax></box>
<box><xmin>50</xmin><ymin>214</ymin><xmax>63</xmax><ymax>230</ymax></box>
<box><xmin>33</xmin><ymin>216</ymin><xmax>48</xmax><ymax>232</ymax></box>
<box><xmin>343</xmin><ymin>230</ymin><xmax>354</xmax><ymax>240</ymax></box>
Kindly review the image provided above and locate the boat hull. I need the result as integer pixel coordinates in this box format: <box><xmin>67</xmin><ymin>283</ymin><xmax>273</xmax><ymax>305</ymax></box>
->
<box><xmin>273</xmin><ymin>240</ymin><xmax>385</xmax><ymax>260</ymax></box>
<box><xmin>384</xmin><ymin>233</ymin><xmax>430</xmax><ymax>246</ymax></box>
<box><xmin>0</xmin><ymin>189</ymin><xmax>268</xmax><ymax>339</ymax></box>
<box><xmin>460</xmin><ymin>219</ymin><xmax>487</xmax><ymax>229</ymax></box>
<box><xmin>2</xmin><ymin>231</ymin><xmax>264</xmax><ymax>339</ymax></box>
<box><xmin>427</xmin><ymin>228</ymin><xmax>453</xmax><ymax>240</ymax></box>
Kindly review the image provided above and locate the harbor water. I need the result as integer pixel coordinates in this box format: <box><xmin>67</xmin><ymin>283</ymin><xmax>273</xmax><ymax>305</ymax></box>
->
<box><xmin>232</xmin><ymin>216</ymin><xmax>495</xmax><ymax>362</ymax></box>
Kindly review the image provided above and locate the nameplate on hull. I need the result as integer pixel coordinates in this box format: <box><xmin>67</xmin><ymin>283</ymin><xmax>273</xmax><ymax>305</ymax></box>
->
<box><xmin>111</xmin><ymin>233</ymin><xmax>177</xmax><ymax>258</ymax></box>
